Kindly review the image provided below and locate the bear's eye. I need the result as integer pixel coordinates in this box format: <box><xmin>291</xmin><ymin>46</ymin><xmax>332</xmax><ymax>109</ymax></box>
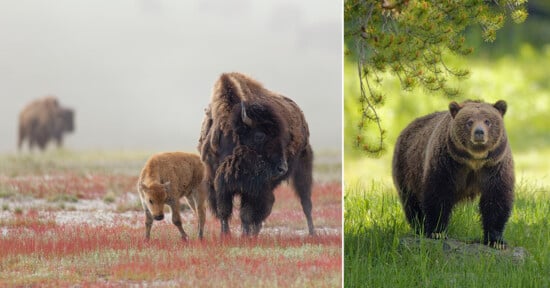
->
<box><xmin>466</xmin><ymin>120</ymin><xmax>474</xmax><ymax>128</ymax></box>
<box><xmin>484</xmin><ymin>119</ymin><xmax>491</xmax><ymax>126</ymax></box>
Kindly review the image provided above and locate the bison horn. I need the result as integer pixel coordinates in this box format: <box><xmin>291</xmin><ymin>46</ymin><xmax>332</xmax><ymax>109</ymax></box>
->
<box><xmin>241</xmin><ymin>102</ymin><xmax>254</xmax><ymax>127</ymax></box>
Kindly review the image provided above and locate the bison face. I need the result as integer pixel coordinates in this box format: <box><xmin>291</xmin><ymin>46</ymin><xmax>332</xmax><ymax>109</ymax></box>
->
<box><xmin>60</xmin><ymin>109</ymin><xmax>75</xmax><ymax>132</ymax></box>
<box><xmin>235</xmin><ymin>102</ymin><xmax>288</xmax><ymax>178</ymax></box>
<box><xmin>139</xmin><ymin>181</ymin><xmax>169</xmax><ymax>221</ymax></box>
<box><xmin>54</xmin><ymin>108</ymin><xmax>74</xmax><ymax>134</ymax></box>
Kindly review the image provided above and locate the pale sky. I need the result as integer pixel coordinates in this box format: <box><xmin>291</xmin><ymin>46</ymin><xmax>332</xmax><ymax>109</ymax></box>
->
<box><xmin>0</xmin><ymin>0</ymin><xmax>342</xmax><ymax>153</ymax></box>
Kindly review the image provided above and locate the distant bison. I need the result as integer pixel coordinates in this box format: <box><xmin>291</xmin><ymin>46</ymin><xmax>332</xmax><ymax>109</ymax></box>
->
<box><xmin>138</xmin><ymin>152</ymin><xmax>207</xmax><ymax>240</ymax></box>
<box><xmin>198</xmin><ymin>72</ymin><xmax>315</xmax><ymax>236</ymax></box>
<box><xmin>18</xmin><ymin>96</ymin><xmax>75</xmax><ymax>151</ymax></box>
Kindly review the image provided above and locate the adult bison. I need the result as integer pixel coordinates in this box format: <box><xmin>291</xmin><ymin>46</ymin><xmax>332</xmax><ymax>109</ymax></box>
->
<box><xmin>18</xmin><ymin>96</ymin><xmax>75</xmax><ymax>151</ymax></box>
<box><xmin>198</xmin><ymin>72</ymin><xmax>315</xmax><ymax>236</ymax></box>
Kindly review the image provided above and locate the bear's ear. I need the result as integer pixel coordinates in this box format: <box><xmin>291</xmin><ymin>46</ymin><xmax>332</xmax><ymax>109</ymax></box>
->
<box><xmin>449</xmin><ymin>101</ymin><xmax>462</xmax><ymax>118</ymax></box>
<box><xmin>493</xmin><ymin>100</ymin><xmax>507</xmax><ymax>116</ymax></box>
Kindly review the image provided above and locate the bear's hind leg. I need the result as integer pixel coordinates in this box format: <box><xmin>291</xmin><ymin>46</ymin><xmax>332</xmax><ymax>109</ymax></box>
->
<box><xmin>400</xmin><ymin>190</ymin><xmax>424</xmax><ymax>235</ymax></box>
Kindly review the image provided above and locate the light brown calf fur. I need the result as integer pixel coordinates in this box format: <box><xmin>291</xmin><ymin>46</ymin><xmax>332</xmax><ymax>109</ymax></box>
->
<box><xmin>137</xmin><ymin>152</ymin><xmax>207</xmax><ymax>240</ymax></box>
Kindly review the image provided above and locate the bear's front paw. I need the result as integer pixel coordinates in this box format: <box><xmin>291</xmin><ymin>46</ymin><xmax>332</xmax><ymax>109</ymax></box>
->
<box><xmin>428</xmin><ymin>232</ymin><xmax>447</xmax><ymax>240</ymax></box>
<box><xmin>487</xmin><ymin>240</ymin><xmax>508</xmax><ymax>250</ymax></box>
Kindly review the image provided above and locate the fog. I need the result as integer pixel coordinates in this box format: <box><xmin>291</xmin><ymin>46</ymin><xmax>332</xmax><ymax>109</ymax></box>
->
<box><xmin>0</xmin><ymin>0</ymin><xmax>341</xmax><ymax>154</ymax></box>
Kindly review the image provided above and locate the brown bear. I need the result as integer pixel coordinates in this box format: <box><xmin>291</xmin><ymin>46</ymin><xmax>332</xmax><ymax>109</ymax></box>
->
<box><xmin>392</xmin><ymin>100</ymin><xmax>514</xmax><ymax>249</ymax></box>
<box><xmin>138</xmin><ymin>152</ymin><xmax>207</xmax><ymax>241</ymax></box>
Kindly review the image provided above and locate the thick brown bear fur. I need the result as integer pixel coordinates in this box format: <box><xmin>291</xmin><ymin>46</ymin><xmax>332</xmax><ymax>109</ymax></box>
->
<box><xmin>392</xmin><ymin>100</ymin><xmax>514</xmax><ymax>249</ymax></box>
<box><xmin>137</xmin><ymin>152</ymin><xmax>207</xmax><ymax>240</ymax></box>
<box><xmin>18</xmin><ymin>96</ymin><xmax>74</xmax><ymax>151</ymax></box>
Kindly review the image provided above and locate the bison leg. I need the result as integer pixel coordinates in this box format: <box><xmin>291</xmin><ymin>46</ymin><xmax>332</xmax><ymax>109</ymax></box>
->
<box><xmin>17</xmin><ymin>124</ymin><xmax>25</xmax><ymax>151</ymax></box>
<box><xmin>240</xmin><ymin>192</ymin><xmax>274</xmax><ymax>236</ymax></box>
<box><xmin>168</xmin><ymin>200</ymin><xmax>188</xmax><ymax>241</ymax></box>
<box><xmin>216</xmin><ymin>189</ymin><xmax>235</xmax><ymax>236</ymax></box>
<box><xmin>144</xmin><ymin>208</ymin><xmax>154</xmax><ymax>240</ymax></box>
<box><xmin>37</xmin><ymin>137</ymin><xmax>47</xmax><ymax>151</ymax></box>
<box><xmin>291</xmin><ymin>147</ymin><xmax>316</xmax><ymax>236</ymax></box>
<box><xmin>206</xmin><ymin>180</ymin><xmax>218</xmax><ymax>218</ymax></box>
<box><xmin>196</xmin><ymin>186</ymin><xmax>207</xmax><ymax>240</ymax></box>
<box><xmin>185</xmin><ymin>188</ymin><xmax>206</xmax><ymax>240</ymax></box>
<box><xmin>54</xmin><ymin>135</ymin><xmax>64</xmax><ymax>148</ymax></box>
<box><xmin>28</xmin><ymin>136</ymin><xmax>36</xmax><ymax>150</ymax></box>
<box><xmin>207</xmin><ymin>179</ymin><xmax>232</xmax><ymax>236</ymax></box>
<box><xmin>197</xmin><ymin>200</ymin><xmax>206</xmax><ymax>240</ymax></box>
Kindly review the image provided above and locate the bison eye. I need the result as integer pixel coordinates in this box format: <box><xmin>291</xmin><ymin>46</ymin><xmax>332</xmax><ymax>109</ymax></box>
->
<box><xmin>149</xmin><ymin>199</ymin><xmax>153</xmax><ymax>205</ymax></box>
<box><xmin>254</xmin><ymin>132</ymin><xmax>266</xmax><ymax>144</ymax></box>
<box><xmin>484</xmin><ymin>119</ymin><xmax>491</xmax><ymax>126</ymax></box>
<box><xmin>466</xmin><ymin>120</ymin><xmax>473</xmax><ymax>128</ymax></box>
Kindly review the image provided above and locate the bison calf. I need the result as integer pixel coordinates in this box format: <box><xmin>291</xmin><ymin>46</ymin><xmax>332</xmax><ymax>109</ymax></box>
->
<box><xmin>137</xmin><ymin>152</ymin><xmax>207</xmax><ymax>240</ymax></box>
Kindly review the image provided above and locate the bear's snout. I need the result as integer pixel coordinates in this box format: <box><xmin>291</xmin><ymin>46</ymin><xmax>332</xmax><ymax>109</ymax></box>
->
<box><xmin>154</xmin><ymin>214</ymin><xmax>164</xmax><ymax>221</ymax></box>
<box><xmin>472</xmin><ymin>127</ymin><xmax>486</xmax><ymax>143</ymax></box>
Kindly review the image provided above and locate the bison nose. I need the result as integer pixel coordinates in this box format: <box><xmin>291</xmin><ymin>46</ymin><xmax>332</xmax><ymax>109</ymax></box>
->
<box><xmin>154</xmin><ymin>214</ymin><xmax>164</xmax><ymax>221</ymax></box>
<box><xmin>277</xmin><ymin>161</ymin><xmax>288</xmax><ymax>176</ymax></box>
<box><xmin>473</xmin><ymin>127</ymin><xmax>485</xmax><ymax>142</ymax></box>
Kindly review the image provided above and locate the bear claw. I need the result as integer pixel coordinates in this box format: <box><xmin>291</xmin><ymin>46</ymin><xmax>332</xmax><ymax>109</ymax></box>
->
<box><xmin>489</xmin><ymin>241</ymin><xmax>507</xmax><ymax>250</ymax></box>
<box><xmin>428</xmin><ymin>232</ymin><xmax>447</xmax><ymax>240</ymax></box>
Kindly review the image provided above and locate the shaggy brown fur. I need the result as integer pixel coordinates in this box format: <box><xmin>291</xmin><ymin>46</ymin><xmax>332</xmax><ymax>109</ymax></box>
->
<box><xmin>198</xmin><ymin>72</ymin><xmax>315</xmax><ymax>236</ymax></box>
<box><xmin>138</xmin><ymin>152</ymin><xmax>207</xmax><ymax>240</ymax></box>
<box><xmin>393</xmin><ymin>100</ymin><xmax>514</xmax><ymax>249</ymax></box>
<box><xmin>18</xmin><ymin>96</ymin><xmax>74</xmax><ymax>151</ymax></box>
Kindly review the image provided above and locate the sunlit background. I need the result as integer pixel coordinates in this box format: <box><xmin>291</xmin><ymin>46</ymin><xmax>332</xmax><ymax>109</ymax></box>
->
<box><xmin>0</xmin><ymin>0</ymin><xmax>342</xmax><ymax>153</ymax></box>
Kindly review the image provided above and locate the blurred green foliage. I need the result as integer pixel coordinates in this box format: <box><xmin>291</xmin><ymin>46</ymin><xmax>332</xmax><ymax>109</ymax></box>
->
<box><xmin>344</xmin><ymin>0</ymin><xmax>528</xmax><ymax>155</ymax></box>
<box><xmin>345</xmin><ymin>44</ymin><xmax>550</xmax><ymax>158</ymax></box>
<box><xmin>469</xmin><ymin>0</ymin><xmax>550</xmax><ymax>57</ymax></box>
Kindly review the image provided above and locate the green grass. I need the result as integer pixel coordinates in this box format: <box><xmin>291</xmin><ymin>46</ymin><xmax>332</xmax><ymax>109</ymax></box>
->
<box><xmin>344</xmin><ymin>149</ymin><xmax>550</xmax><ymax>287</ymax></box>
<box><xmin>344</xmin><ymin>46</ymin><xmax>550</xmax><ymax>287</ymax></box>
<box><xmin>345</xmin><ymin>175</ymin><xmax>550</xmax><ymax>286</ymax></box>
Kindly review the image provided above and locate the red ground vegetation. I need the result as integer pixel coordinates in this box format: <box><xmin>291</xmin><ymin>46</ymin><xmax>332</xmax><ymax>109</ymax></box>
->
<box><xmin>0</xmin><ymin>169</ymin><xmax>341</xmax><ymax>286</ymax></box>
<box><xmin>0</xmin><ymin>173</ymin><xmax>138</xmax><ymax>199</ymax></box>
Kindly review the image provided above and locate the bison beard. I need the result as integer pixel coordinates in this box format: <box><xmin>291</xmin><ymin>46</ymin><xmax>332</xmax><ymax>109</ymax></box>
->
<box><xmin>199</xmin><ymin>72</ymin><xmax>315</xmax><ymax>237</ymax></box>
<box><xmin>214</xmin><ymin>146</ymin><xmax>274</xmax><ymax>235</ymax></box>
